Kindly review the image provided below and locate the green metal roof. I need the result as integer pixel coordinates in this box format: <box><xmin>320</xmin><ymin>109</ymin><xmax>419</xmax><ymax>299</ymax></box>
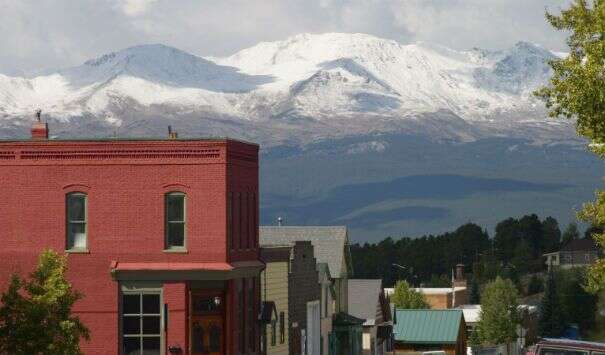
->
<box><xmin>394</xmin><ymin>309</ymin><xmax>463</xmax><ymax>344</ymax></box>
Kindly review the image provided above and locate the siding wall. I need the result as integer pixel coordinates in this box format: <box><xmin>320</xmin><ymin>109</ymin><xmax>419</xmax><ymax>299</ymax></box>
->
<box><xmin>261</xmin><ymin>261</ymin><xmax>290</xmax><ymax>355</ymax></box>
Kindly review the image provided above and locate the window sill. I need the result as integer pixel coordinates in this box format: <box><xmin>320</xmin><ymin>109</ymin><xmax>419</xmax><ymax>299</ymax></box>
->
<box><xmin>65</xmin><ymin>249</ymin><xmax>90</xmax><ymax>254</ymax></box>
<box><xmin>163</xmin><ymin>249</ymin><xmax>188</xmax><ymax>254</ymax></box>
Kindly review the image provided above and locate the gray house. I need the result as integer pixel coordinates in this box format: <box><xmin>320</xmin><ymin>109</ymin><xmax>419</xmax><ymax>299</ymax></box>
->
<box><xmin>544</xmin><ymin>238</ymin><xmax>600</xmax><ymax>270</ymax></box>
<box><xmin>348</xmin><ymin>279</ymin><xmax>392</xmax><ymax>355</ymax></box>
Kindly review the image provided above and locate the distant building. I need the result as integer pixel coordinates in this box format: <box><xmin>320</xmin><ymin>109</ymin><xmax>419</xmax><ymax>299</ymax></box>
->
<box><xmin>385</xmin><ymin>265</ymin><xmax>468</xmax><ymax>309</ymax></box>
<box><xmin>260</xmin><ymin>226</ymin><xmax>360</xmax><ymax>355</ymax></box>
<box><xmin>348</xmin><ymin>279</ymin><xmax>392</xmax><ymax>355</ymax></box>
<box><xmin>544</xmin><ymin>238</ymin><xmax>600</xmax><ymax>270</ymax></box>
<box><xmin>393</xmin><ymin>309</ymin><xmax>467</xmax><ymax>355</ymax></box>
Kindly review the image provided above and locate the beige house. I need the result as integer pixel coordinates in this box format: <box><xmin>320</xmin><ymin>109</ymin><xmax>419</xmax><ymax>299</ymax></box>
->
<box><xmin>260</xmin><ymin>246</ymin><xmax>291</xmax><ymax>355</ymax></box>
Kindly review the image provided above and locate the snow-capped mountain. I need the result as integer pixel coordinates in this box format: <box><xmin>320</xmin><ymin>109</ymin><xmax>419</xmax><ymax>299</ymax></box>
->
<box><xmin>0</xmin><ymin>33</ymin><xmax>572</xmax><ymax>145</ymax></box>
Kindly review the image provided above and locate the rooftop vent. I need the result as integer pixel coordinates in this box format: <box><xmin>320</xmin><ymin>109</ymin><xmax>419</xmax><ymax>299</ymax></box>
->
<box><xmin>168</xmin><ymin>125</ymin><xmax>178</xmax><ymax>139</ymax></box>
<box><xmin>31</xmin><ymin>109</ymin><xmax>48</xmax><ymax>140</ymax></box>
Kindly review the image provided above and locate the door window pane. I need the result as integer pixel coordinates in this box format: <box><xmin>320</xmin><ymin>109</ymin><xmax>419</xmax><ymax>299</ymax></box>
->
<box><xmin>142</xmin><ymin>337</ymin><xmax>161</xmax><ymax>355</ymax></box>
<box><xmin>142</xmin><ymin>295</ymin><xmax>160</xmax><ymax>314</ymax></box>
<box><xmin>123</xmin><ymin>316</ymin><xmax>141</xmax><ymax>335</ymax></box>
<box><xmin>123</xmin><ymin>295</ymin><xmax>140</xmax><ymax>314</ymax></box>
<box><xmin>123</xmin><ymin>337</ymin><xmax>141</xmax><ymax>355</ymax></box>
<box><xmin>143</xmin><ymin>316</ymin><xmax>160</xmax><ymax>334</ymax></box>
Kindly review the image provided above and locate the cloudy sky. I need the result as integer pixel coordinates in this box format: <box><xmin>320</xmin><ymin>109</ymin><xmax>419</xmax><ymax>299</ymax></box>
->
<box><xmin>1</xmin><ymin>0</ymin><xmax>572</xmax><ymax>75</ymax></box>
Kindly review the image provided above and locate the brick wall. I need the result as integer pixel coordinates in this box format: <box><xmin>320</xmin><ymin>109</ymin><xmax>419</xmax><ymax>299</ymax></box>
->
<box><xmin>0</xmin><ymin>138</ymin><xmax>259</xmax><ymax>355</ymax></box>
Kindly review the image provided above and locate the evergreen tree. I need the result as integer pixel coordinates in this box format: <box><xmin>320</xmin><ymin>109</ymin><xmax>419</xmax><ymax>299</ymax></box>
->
<box><xmin>475</xmin><ymin>277</ymin><xmax>519</xmax><ymax>345</ymax></box>
<box><xmin>391</xmin><ymin>280</ymin><xmax>430</xmax><ymax>309</ymax></box>
<box><xmin>527</xmin><ymin>275</ymin><xmax>544</xmax><ymax>295</ymax></box>
<box><xmin>0</xmin><ymin>250</ymin><xmax>89</xmax><ymax>354</ymax></box>
<box><xmin>538</xmin><ymin>272</ymin><xmax>565</xmax><ymax>337</ymax></box>
<box><xmin>469</xmin><ymin>276</ymin><xmax>481</xmax><ymax>304</ymax></box>
<box><xmin>542</xmin><ymin>217</ymin><xmax>562</xmax><ymax>253</ymax></box>
<box><xmin>561</xmin><ymin>223</ymin><xmax>580</xmax><ymax>247</ymax></box>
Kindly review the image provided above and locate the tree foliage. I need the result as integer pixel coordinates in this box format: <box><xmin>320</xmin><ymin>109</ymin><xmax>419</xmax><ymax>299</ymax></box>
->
<box><xmin>527</xmin><ymin>274</ymin><xmax>544</xmax><ymax>295</ymax></box>
<box><xmin>391</xmin><ymin>280</ymin><xmax>430</xmax><ymax>309</ymax></box>
<box><xmin>351</xmin><ymin>216</ymin><xmax>561</xmax><ymax>287</ymax></box>
<box><xmin>536</xmin><ymin>0</ymin><xmax>605</xmax><ymax>293</ymax></box>
<box><xmin>561</xmin><ymin>222</ymin><xmax>581</xmax><ymax>246</ymax></box>
<box><xmin>469</xmin><ymin>276</ymin><xmax>481</xmax><ymax>304</ymax></box>
<box><xmin>475</xmin><ymin>277</ymin><xmax>520</xmax><ymax>345</ymax></box>
<box><xmin>539</xmin><ymin>272</ymin><xmax>566</xmax><ymax>337</ymax></box>
<box><xmin>0</xmin><ymin>249</ymin><xmax>89</xmax><ymax>354</ymax></box>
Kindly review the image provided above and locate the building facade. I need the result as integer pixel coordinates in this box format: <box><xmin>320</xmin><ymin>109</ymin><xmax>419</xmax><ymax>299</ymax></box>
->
<box><xmin>0</xmin><ymin>124</ymin><xmax>262</xmax><ymax>355</ymax></box>
<box><xmin>260</xmin><ymin>246</ymin><xmax>291</xmax><ymax>355</ymax></box>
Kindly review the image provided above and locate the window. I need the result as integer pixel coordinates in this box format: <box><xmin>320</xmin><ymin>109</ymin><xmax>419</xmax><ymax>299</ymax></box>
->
<box><xmin>66</xmin><ymin>193</ymin><xmax>87</xmax><ymax>250</ymax></box>
<box><xmin>121</xmin><ymin>291</ymin><xmax>162</xmax><ymax>355</ymax></box>
<box><xmin>280</xmin><ymin>312</ymin><xmax>285</xmax><ymax>344</ymax></box>
<box><xmin>165</xmin><ymin>192</ymin><xmax>185</xmax><ymax>249</ymax></box>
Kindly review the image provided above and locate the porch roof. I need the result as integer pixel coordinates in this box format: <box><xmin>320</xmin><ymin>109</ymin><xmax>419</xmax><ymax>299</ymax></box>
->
<box><xmin>110</xmin><ymin>260</ymin><xmax>264</xmax><ymax>280</ymax></box>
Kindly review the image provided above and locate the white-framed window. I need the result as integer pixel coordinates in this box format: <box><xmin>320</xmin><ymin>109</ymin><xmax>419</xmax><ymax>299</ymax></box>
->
<box><xmin>66</xmin><ymin>192</ymin><xmax>87</xmax><ymax>250</ymax></box>
<box><xmin>165</xmin><ymin>192</ymin><xmax>186</xmax><ymax>249</ymax></box>
<box><xmin>121</xmin><ymin>290</ymin><xmax>163</xmax><ymax>355</ymax></box>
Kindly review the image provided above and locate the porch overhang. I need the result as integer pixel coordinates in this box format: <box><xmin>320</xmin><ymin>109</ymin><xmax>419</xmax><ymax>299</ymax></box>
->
<box><xmin>110</xmin><ymin>260</ymin><xmax>264</xmax><ymax>281</ymax></box>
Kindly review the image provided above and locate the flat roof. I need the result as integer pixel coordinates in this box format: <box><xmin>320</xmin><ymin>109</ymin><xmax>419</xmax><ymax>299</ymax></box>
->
<box><xmin>0</xmin><ymin>136</ymin><xmax>259</xmax><ymax>146</ymax></box>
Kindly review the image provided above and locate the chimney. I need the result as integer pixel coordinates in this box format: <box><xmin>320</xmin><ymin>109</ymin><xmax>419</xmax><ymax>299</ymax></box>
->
<box><xmin>168</xmin><ymin>126</ymin><xmax>178</xmax><ymax>139</ymax></box>
<box><xmin>31</xmin><ymin>109</ymin><xmax>48</xmax><ymax>140</ymax></box>
<box><xmin>453</xmin><ymin>263</ymin><xmax>467</xmax><ymax>288</ymax></box>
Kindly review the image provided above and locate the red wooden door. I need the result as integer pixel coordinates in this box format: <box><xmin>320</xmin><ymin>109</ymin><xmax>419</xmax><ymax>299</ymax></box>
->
<box><xmin>190</xmin><ymin>291</ymin><xmax>225</xmax><ymax>355</ymax></box>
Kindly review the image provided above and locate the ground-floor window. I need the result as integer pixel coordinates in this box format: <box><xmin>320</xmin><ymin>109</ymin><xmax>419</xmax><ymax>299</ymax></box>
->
<box><xmin>121</xmin><ymin>290</ymin><xmax>163</xmax><ymax>355</ymax></box>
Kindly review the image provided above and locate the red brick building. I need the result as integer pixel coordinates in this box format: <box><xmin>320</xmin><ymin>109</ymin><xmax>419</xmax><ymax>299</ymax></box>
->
<box><xmin>0</xmin><ymin>121</ymin><xmax>262</xmax><ymax>355</ymax></box>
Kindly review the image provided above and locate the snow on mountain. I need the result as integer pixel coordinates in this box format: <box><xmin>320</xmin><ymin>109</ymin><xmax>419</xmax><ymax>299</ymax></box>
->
<box><xmin>0</xmin><ymin>33</ymin><xmax>570</xmax><ymax>144</ymax></box>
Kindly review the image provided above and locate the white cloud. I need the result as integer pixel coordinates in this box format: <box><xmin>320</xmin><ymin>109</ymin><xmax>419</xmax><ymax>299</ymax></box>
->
<box><xmin>114</xmin><ymin>0</ymin><xmax>158</xmax><ymax>16</ymax></box>
<box><xmin>0</xmin><ymin>0</ymin><xmax>573</xmax><ymax>75</ymax></box>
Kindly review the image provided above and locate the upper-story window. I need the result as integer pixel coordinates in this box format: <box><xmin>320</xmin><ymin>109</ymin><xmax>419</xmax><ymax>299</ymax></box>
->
<box><xmin>165</xmin><ymin>192</ymin><xmax>186</xmax><ymax>249</ymax></box>
<box><xmin>66</xmin><ymin>193</ymin><xmax>87</xmax><ymax>250</ymax></box>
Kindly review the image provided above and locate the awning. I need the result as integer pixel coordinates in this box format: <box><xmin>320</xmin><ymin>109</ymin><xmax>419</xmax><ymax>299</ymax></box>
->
<box><xmin>110</xmin><ymin>260</ymin><xmax>264</xmax><ymax>281</ymax></box>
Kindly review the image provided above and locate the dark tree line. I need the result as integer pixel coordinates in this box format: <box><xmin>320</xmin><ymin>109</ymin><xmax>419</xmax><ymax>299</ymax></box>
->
<box><xmin>351</xmin><ymin>214</ymin><xmax>584</xmax><ymax>287</ymax></box>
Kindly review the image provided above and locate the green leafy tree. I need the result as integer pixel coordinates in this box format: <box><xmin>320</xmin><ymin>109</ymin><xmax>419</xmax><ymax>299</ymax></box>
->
<box><xmin>391</xmin><ymin>280</ymin><xmax>430</xmax><ymax>309</ymax></box>
<box><xmin>0</xmin><ymin>249</ymin><xmax>89</xmax><ymax>354</ymax></box>
<box><xmin>538</xmin><ymin>272</ymin><xmax>565</xmax><ymax>337</ymax></box>
<box><xmin>536</xmin><ymin>0</ymin><xmax>605</xmax><ymax>293</ymax></box>
<box><xmin>475</xmin><ymin>277</ymin><xmax>520</xmax><ymax>345</ymax></box>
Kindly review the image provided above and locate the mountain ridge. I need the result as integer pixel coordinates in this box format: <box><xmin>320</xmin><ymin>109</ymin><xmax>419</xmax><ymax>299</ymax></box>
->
<box><xmin>0</xmin><ymin>33</ymin><xmax>574</xmax><ymax>146</ymax></box>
